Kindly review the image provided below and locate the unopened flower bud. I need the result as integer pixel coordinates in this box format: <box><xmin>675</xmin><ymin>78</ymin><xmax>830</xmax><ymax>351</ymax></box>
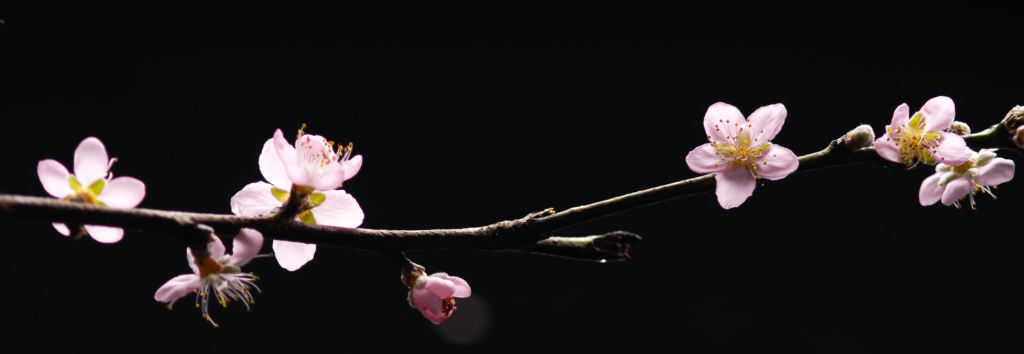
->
<box><xmin>844</xmin><ymin>124</ymin><xmax>875</xmax><ymax>149</ymax></box>
<box><xmin>946</xmin><ymin>121</ymin><xmax>971</xmax><ymax>136</ymax></box>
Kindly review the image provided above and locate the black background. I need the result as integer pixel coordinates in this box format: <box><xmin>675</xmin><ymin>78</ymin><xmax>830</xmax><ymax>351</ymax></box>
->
<box><xmin>0</xmin><ymin>5</ymin><xmax>1021</xmax><ymax>353</ymax></box>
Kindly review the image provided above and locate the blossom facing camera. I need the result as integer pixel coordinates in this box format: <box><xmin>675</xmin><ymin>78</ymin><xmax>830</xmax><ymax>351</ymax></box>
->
<box><xmin>37</xmin><ymin>137</ymin><xmax>146</xmax><ymax>243</ymax></box>
<box><xmin>408</xmin><ymin>272</ymin><xmax>472</xmax><ymax>324</ymax></box>
<box><xmin>919</xmin><ymin>149</ymin><xmax>1015</xmax><ymax>209</ymax></box>
<box><xmin>685</xmin><ymin>102</ymin><xmax>800</xmax><ymax>209</ymax></box>
<box><xmin>230</xmin><ymin>126</ymin><xmax>365</xmax><ymax>271</ymax></box>
<box><xmin>154</xmin><ymin>228</ymin><xmax>266</xmax><ymax>327</ymax></box>
<box><xmin>874</xmin><ymin>96</ymin><xmax>972</xmax><ymax>166</ymax></box>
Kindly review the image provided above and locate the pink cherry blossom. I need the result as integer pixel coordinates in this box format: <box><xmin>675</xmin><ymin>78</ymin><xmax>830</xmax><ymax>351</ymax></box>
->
<box><xmin>685</xmin><ymin>102</ymin><xmax>800</xmax><ymax>209</ymax></box>
<box><xmin>154</xmin><ymin>228</ymin><xmax>265</xmax><ymax>327</ymax></box>
<box><xmin>874</xmin><ymin>96</ymin><xmax>972</xmax><ymax>166</ymax></box>
<box><xmin>230</xmin><ymin>128</ymin><xmax>364</xmax><ymax>271</ymax></box>
<box><xmin>37</xmin><ymin>137</ymin><xmax>146</xmax><ymax>243</ymax></box>
<box><xmin>266</xmin><ymin>126</ymin><xmax>362</xmax><ymax>191</ymax></box>
<box><xmin>919</xmin><ymin>149</ymin><xmax>1015</xmax><ymax>209</ymax></box>
<box><xmin>408</xmin><ymin>272</ymin><xmax>471</xmax><ymax>324</ymax></box>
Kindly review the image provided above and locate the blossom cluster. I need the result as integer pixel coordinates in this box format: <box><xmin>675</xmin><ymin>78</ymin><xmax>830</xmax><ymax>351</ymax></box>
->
<box><xmin>685</xmin><ymin>97</ymin><xmax>1015</xmax><ymax>209</ymax></box>
<box><xmin>38</xmin><ymin>127</ymin><xmax>471</xmax><ymax>326</ymax></box>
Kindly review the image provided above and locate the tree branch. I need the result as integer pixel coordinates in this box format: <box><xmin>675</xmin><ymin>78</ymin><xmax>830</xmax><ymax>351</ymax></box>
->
<box><xmin>2</xmin><ymin>108</ymin><xmax>1020</xmax><ymax>261</ymax></box>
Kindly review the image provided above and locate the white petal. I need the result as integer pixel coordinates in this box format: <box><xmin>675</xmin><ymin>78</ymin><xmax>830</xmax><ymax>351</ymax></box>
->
<box><xmin>97</xmin><ymin>177</ymin><xmax>146</xmax><ymax>209</ymax></box>
<box><xmin>37</xmin><ymin>160</ymin><xmax>74</xmax><ymax>198</ymax></box>
<box><xmin>259</xmin><ymin>138</ymin><xmax>292</xmax><ymax>189</ymax></box>
<box><xmin>309</xmin><ymin>190</ymin><xmax>365</xmax><ymax>228</ymax></box>
<box><xmin>73</xmin><ymin>137</ymin><xmax>109</xmax><ymax>185</ymax></box>
<box><xmin>84</xmin><ymin>225</ymin><xmax>123</xmax><ymax>243</ymax></box>
<box><xmin>230</xmin><ymin>182</ymin><xmax>282</xmax><ymax>217</ymax></box>
<box><xmin>273</xmin><ymin>240</ymin><xmax>316</xmax><ymax>271</ymax></box>
<box><xmin>229</xmin><ymin>228</ymin><xmax>264</xmax><ymax>267</ymax></box>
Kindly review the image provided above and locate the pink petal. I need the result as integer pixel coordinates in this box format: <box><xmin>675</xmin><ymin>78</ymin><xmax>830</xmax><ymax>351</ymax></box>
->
<box><xmin>259</xmin><ymin>138</ymin><xmax>293</xmax><ymax>189</ymax></box>
<box><xmin>73</xmin><ymin>137</ymin><xmax>109</xmax><ymax>185</ymax></box>
<box><xmin>309</xmin><ymin>190</ymin><xmax>364</xmax><ymax>228</ymax></box>
<box><xmin>919</xmin><ymin>96</ymin><xmax>955</xmax><ymax>132</ymax></box>
<box><xmin>918</xmin><ymin>173</ymin><xmax>944</xmax><ymax>206</ymax></box>
<box><xmin>756</xmin><ymin>144</ymin><xmax>799</xmax><ymax>181</ymax></box>
<box><xmin>186</xmin><ymin>235</ymin><xmax>227</xmax><ymax>274</ymax></box>
<box><xmin>412</xmin><ymin>287</ymin><xmax>444</xmax><ymax>314</ymax></box>
<box><xmin>703</xmin><ymin>102</ymin><xmax>745</xmax><ymax>144</ymax></box>
<box><xmin>38</xmin><ymin>160</ymin><xmax>73</xmax><ymax>198</ymax></box>
<box><xmin>53</xmin><ymin>222</ymin><xmax>71</xmax><ymax>236</ymax></box>
<box><xmin>974</xmin><ymin>158</ymin><xmax>1015</xmax><ymax>186</ymax></box>
<box><xmin>941</xmin><ymin>178</ymin><xmax>974</xmax><ymax>206</ymax></box>
<box><xmin>715</xmin><ymin>166</ymin><xmax>756</xmax><ymax>209</ymax></box>
<box><xmin>874</xmin><ymin>136</ymin><xmax>903</xmax><ymax>163</ymax></box>
<box><xmin>154</xmin><ymin>274</ymin><xmax>202</xmax><ymax>303</ymax></box>
<box><xmin>342</xmin><ymin>155</ymin><xmax>362</xmax><ymax>181</ymax></box>
<box><xmin>933</xmin><ymin>132</ymin><xmax>972</xmax><ymax>166</ymax></box>
<box><xmin>445</xmin><ymin>276</ymin><xmax>472</xmax><ymax>298</ymax></box>
<box><xmin>272</xmin><ymin>129</ymin><xmax>311</xmax><ymax>186</ymax></box>
<box><xmin>230</xmin><ymin>182</ymin><xmax>282</xmax><ymax>217</ymax></box>
<box><xmin>272</xmin><ymin>240</ymin><xmax>316</xmax><ymax>271</ymax></box>
<box><xmin>746</xmin><ymin>103</ymin><xmax>787</xmax><ymax>143</ymax></box>
<box><xmin>310</xmin><ymin>168</ymin><xmax>345</xmax><ymax>191</ymax></box>
<box><xmin>418</xmin><ymin>307</ymin><xmax>449</xmax><ymax>324</ymax></box>
<box><xmin>423</xmin><ymin>276</ymin><xmax>457</xmax><ymax>298</ymax></box>
<box><xmin>890</xmin><ymin>103</ymin><xmax>910</xmax><ymax>128</ymax></box>
<box><xmin>685</xmin><ymin>143</ymin><xmax>728</xmax><ymax>174</ymax></box>
<box><xmin>97</xmin><ymin>177</ymin><xmax>145</xmax><ymax>209</ymax></box>
<box><xmin>83</xmin><ymin>224</ymin><xmax>124</xmax><ymax>243</ymax></box>
<box><xmin>229</xmin><ymin>228</ymin><xmax>264</xmax><ymax>267</ymax></box>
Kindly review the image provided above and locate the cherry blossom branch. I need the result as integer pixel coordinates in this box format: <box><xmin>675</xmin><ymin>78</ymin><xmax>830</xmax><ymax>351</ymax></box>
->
<box><xmin>2</xmin><ymin>107</ymin><xmax>1021</xmax><ymax>261</ymax></box>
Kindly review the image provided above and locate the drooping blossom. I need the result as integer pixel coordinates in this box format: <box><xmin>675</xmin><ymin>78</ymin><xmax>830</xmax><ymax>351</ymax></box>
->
<box><xmin>685</xmin><ymin>102</ymin><xmax>800</xmax><ymax>209</ymax></box>
<box><xmin>919</xmin><ymin>149</ymin><xmax>1015</xmax><ymax>209</ymax></box>
<box><xmin>230</xmin><ymin>126</ymin><xmax>364</xmax><ymax>271</ymax></box>
<box><xmin>37</xmin><ymin>137</ymin><xmax>146</xmax><ymax>243</ymax></box>
<box><xmin>154</xmin><ymin>228</ymin><xmax>265</xmax><ymax>327</ymax></box>
<box><xmin>408</xmin><ymin>272</ymin><xmax>471</xmax><ymax>324</ymax></box>
<box><xmin>874</xmin><ymin>96</ymin><xmax>972</xmax><ymax>166</ymax></box>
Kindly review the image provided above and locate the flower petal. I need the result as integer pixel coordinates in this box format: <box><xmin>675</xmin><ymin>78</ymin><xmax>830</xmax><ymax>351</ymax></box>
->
<box><xmin>310</xmin><ymin>168</ymin><xmax>345</xmax><ymax>191</ymax></box>
<box><xmin>97</xmin><ymin>177</ymin><xmax>145</xmax><ymax>209</ymax></box>
<box><xmin>703</xmin><ymin>102</ymin><xmax>745</xmax><ymax>145</ymax></box>
<box><xmin>920</xmin><ymin>96</ymin><xmax>955</xmax><ymax>132</ymax></box>
<box><xmin>38</xmin><ymin>160</ymin><xmax>74</xmax><ymax>198</ymax></box>
<box><xmin>974</xmin><ymin>158</ymin><xmax>1015</xmax><ymax>186</ymax></box>
<box><xmin>230</xmin><ymin>182</ymin><xmax>282</xmax><ymax>217</ymax></box>
<box><xmin>73</xmin><ymin>137</ymin><xmax>109</xmax><ymax>185</ymax></box>
<box><xmin>890</xmin><ymin>103</ymin><xmax>910</xmax><ymax>128</ymax></box>
<box><xmin>874</xmin><ymin>136</ymin><xmax>903</xmax><ymax>164</ymax></box>
<box><xmin>229</xmin><ymin>228</ymin><xmax>264</xmax><ymax>267</ymax></box>
<box><xmin>154</xmin><ymin>274</ymin><xmax>202</xmax><ymax>303</ymax></box>
<box><xmin>412</xmin><ymin>287</ymin><xmax>444</xmax><ymax>314</ymax></box>
<box><xmin>714</xmin><ymin>166</ymin><xmax>756</xmax><ymax>209</ymax></box>
<box><xmin>53</xmin><ymin>222</ymin><xmax>71</xmax><ymax>236</ymax></box>
<box><xmin>446</xmin><ymin>276</ymin><xmax>472</xmax><ymax>298</ymax></box>
<box><xmin>941</xmin><ymin>178</ymin><xmax>974</xmax><ymax>206</ymax></box>
<box><xmin>418</xmin><ymin>307</ymin><xmax>449</xmax><ymax>324</ymax></box>
<box><xmin>309</xmin><ymin>190</ymin><xmax>365</xmax><ymax>228</ymax></box>
<box><xmin>423</xmin><ymin>276</ymin><xmax>457</xmax><ymax>298</ymax></box>
<box><xmin>83</xmin><ymin>225</ymin><xmax>123</xmax><ymax>243</ymax></box>
<box><xmin>756</xmin><ymin>144</ymin><xmax>799</xmax><ymax>181</ymax></box>
<box><xmin>342</xmin><ymin>155</ymin><xmax>362</xmax><ymax>181</ymax></box>
<box><xmin>272</xmin><ymin>240</ymin><xmax>316</xmax><ymax>271</ymax></box>
<box><xmin>933</xmin><ymin>132</ymin><xmax>972</xmax><ymax>166</ymax></box>
<box><xmin>747</xmin><ymin>103</ymin><xmax>787</xmax><ymax>142</ymax></box>
<box><xmin>685</xmin><ymin>143</ymin><xmax>728</xmax><ymax>174</ymax></box>
<box><xmin>259</xmin><ymin>138</ymin><xmax>292</xmax><ymax>189</ymax></box>
<box><xmin>919</xmin><ymin>173</ymin><xmax>944</xmax><ymax>206</ymax></box>
<box><xmin>272</xmin><ymin>129</ymin><xmax>311</xmax><ymax>186</ymax></box>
